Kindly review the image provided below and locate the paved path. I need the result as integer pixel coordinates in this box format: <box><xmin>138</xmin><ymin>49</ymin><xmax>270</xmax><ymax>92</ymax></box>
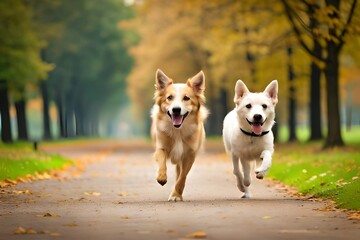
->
<box><xmin>0</xmin><ymin>140</ymin><xmax>359</xmax><ymax>240</ymax></box>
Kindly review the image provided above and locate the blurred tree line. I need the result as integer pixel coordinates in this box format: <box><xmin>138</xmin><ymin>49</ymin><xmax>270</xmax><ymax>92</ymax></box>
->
<box><xmin>0</xmin><ymin>0</ymin><xmax>134</xmax><ymax>143</ymax></box>
<box><xmin>125</xmin><ymin>0</ymin><xmax>359</xmax><ymax>148</ymax></box>
<box><xmin>1</xmin><ymin>0</ymin><xmax>359</xmax><ymax>148</ymax></box>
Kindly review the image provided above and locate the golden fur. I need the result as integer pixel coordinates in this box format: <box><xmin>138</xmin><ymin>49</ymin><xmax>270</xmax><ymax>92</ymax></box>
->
<box><xmin>151</xmin><ymin>69</ymin><xmax>208</xmax><ymax>201</ymax></box>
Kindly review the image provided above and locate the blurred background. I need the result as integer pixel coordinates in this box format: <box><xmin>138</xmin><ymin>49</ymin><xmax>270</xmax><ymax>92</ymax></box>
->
<box><xmin>0</xmin><ymin>0</ymin><xmax>359</xmax><ymax>148</ymax></box>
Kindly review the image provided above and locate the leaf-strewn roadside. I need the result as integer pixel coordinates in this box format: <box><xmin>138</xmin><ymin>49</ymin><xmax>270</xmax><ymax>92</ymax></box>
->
<box><xmin>269</xmin><ymin>143</ymin><xmax>360</xmax><ymax>210</ymax></box>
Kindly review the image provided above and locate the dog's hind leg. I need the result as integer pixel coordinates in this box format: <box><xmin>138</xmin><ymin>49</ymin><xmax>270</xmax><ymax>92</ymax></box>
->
<box><xmin>168</xmin><ymin>154</ymin><xmax>195</xmax><ymax>202</ymax></box>
<box><xmin>232</xmin><ymin>154</ymin><xmax>245</xmax><ymax>193</ymax></box>
<box><xmin>155</xmin><ymin>149</ymin><xmax>167</xmax><ymax>186</ymax></box>
<box><xmin>255</xmin><ymin>150</ymin><xmax>272</xmax><ymax>179</ymax></box>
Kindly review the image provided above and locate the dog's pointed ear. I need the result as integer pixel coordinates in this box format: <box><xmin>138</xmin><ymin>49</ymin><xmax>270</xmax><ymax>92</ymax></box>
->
<box><xmin>188</xmin><ymin>70</ymin><xmax>205</xmax><ymax>94</ymax></box>
<box><xmin>264</xmin><ymin>80</ymin><xmax>278</xmax><ymax>105</ymax></box>
<box><xmin>234</xmin><ymin>80</ymin><xmax>249</xmax><ymax>105</ymax></box>
<box><xmin>155</xmin><ymin>69</ymin><xmax>172</xmax><ymax>90</ymax></box>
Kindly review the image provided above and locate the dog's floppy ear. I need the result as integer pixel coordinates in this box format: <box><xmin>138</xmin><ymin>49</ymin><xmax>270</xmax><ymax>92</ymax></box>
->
<box><xmin>188</xmin><ymin>70</ymin><xmax>205</xmax><ymax>94</ymax></box>
<box><xmin>155</xmin><ymin>69</ymin><xmax>172</xmax><ymax>90</ymax></box>
<box><xmin>234</xmin><ymin>80</ymin><xmax>249</xmax><ymax>105</ymax></box>
<box><xmin>264</xmin><ymin>80</ymin><xmax>278</xmax><ymax>105</ymax></box>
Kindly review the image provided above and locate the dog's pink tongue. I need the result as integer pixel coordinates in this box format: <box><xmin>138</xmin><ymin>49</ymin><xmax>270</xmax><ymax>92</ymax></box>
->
<box><xmin>251</xmin><ymin>123</ymin><xmax>263</xmax><ymax>135</ymax></box>
<box><xmin>172</xmin><ymin>115</ymin><xmax>183</xmax><ymax>126</ymax></box>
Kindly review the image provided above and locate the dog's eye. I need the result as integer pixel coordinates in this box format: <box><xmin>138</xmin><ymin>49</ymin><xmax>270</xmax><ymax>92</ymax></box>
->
<box><xmin>245</xmin><ymin>104</ymin><xmax>252</xmax><ymax>109</ymax></box>
<box><xmin>183</xmin><ymin>96</ymin><xmax>190</xmax><ymax>101</ymax></box>
<box><xmin>262</xmin><ymin>104</ymin><xmax>267</xmax><ymax>109</ymax></box>
<box><xmin>167</xmin><ymin>95</ymin><xmax>173</xmax><ymax>101</ymax></box>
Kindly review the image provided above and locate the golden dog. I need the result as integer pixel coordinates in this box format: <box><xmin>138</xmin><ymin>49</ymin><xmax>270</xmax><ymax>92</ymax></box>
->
<box><xmin>151</xmin><ymin>69</ymin><xmax>208</xmax><ymax>201</ymax></box>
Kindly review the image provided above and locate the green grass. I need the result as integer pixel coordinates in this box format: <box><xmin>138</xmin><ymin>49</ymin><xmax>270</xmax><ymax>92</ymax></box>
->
<box><xmin>0</xmin><ymin>142</ymin><xmax>72</xmax><ymax>181</ymax></box>
<box><xmin>278</xmin><ymin>126</ymin><xmax>360</xmax><ymax>144</ymax></box>
<box><xmin>269</xmin><ymin>142</ymin><xmax>360</xmax><ymax>210</ymax></box>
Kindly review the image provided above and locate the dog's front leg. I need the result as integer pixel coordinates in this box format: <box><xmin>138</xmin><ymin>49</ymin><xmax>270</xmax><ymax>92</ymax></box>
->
<box><xmin>255</xmin><ymin>150</ymin><xmax>272</xmax><ymax>179</ymax></box>
<box><xmin>155</xmin><ymin>149</ymin><xmax>167</xmax><ymax>186</ymax></box>
<box><xmin>168</xmin><ymin>154</ymin><xmax>195</xmax><ymax>202</ymax></box>
<box><xmin>232</xmin><ymin>154</ymin><xmax>245</xmax><ymax>193</ymax></box>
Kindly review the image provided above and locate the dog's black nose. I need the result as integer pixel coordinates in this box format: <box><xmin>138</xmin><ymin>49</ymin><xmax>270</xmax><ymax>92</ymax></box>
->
<box><xmin>253</xmin><ymin>114</ymin><xmax>263</xmax><ymax>122</ymax></box>
<box><xmin>172</xmin><ymin>107</ymin><xmax>181</xmax><ymax>114</ymax></box>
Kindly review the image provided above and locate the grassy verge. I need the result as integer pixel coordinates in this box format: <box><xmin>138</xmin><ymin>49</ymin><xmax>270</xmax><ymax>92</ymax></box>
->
<box><xmin>269</xmin><ymin>142</ymin><xmax>360</xmax><ymax>210</ymax></box>
<box><xmin>0</xmin><ymin>142</ymin><xmax>72</xmax><ymax>181</ymax></box>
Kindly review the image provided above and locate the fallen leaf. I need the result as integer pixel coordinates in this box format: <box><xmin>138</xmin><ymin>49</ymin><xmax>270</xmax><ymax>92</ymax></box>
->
<box><xmin>5</xmin><ymin>179</ymin><xmax>17</xmax><ymax>185</ymax></box>
<box><xmin>121</xmin><ymin>215</ymin><xmax>129</xmax><ymax>219</ymax></box>
<box><xmin>14</xmin><ymin>227</ymin><xmax>27</xmax><ymax>234</ymax></box>
<box><xmin>12</xmin><ymin>190</ymin><xmax>32</xmax><ymax>195</ymax></box>
<box><xmin>352</xmin><ymin>176</ymin><xmax>358</xmax><ymax>181</ymax></box>
<box><xmin>0</xmin><ymin>181</ymin><xmax>11</xmax><ymax>188</ymax></box>
<box><xmin>185</xmin><ymin>231</ymin><xmax>207</xmax><ymax>238</ymax></box>
<box><xmin>64</xmin><ymin>223</ymin><xmax>78</xmax><ymax>227</ymax></box>
<box><xmin>36</xmin><ymin>213</ymin><xmax>60</xmax><ymax>218</ymax></box>
<box><xmin>84</xmin><ymin>192</ymin><xmax>101</xmax><ymax>196</ymax></box>
<box><xmin>50</xmin><ymin>232</ymin><xmax>61</xmax><ymax>236</ymax></box>
<box><xmin>118</xmin><ymin>192</ymin><xmax>128</xmax><ymax>197</ymax></box>
<box><xmin>14</xmin><ymin>227</ymin><xmax>37</xmax><ymax>234</ymax></box>
<box><xmin>348</xmin><ymin>212</ymin><xmax>360</xmax><ymax>220</ymax></box>
<box><xmin>262</xmin><ymin>216</ymin><xmax>272</xmax><ymax>219</ymax></box>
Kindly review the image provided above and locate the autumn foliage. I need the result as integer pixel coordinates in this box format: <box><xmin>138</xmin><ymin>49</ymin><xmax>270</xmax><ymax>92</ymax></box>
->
<box><xmin>125</xmin><ymin>0</ymin><xmax>360</xmax><ymax>145</ymax></box>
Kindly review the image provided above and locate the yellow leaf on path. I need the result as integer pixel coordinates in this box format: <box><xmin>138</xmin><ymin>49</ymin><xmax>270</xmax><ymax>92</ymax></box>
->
<box><xmin>262</xmin><ymin>216</ymin><xmax>272</xmax><ymax>219</ymax></box>
<box><xmin>5</xmin><ymin>179</ymin><xmax>17</xmax><ymax>185</ymax></box>
<box><xmin>348</xmin><ymin>212</ymin><xmax>360</xmax><ymax>220</ymax></box>
<box><xmin>0</xmin><ymin>181</ymin><xmax>11</xmax><ymax>188</ymax></box>
<box><xmin>13</xmin><ymin>190</ymin><xmax>32</xmax><ymax>195</ymax></box>
<box><xmin>14</xmin><ymin>227</ymin><xmax>37</xmax><ymax>234</ymax></box>
<box><xmin>14</xmin><ymin>227</ymin><xmax>27</xmax><ymax>234</ymax></box>
<box><xmin>84</xmin><ymin>192</ymin><xmax>101</xmax><ymax>196</ymax></box>
<box><xmin>50</xmin><ymin>232</ymin><xmax>61</xmax><ymax>236</ymax></box>
<box><xmin>185</xmin><ymin>231</ymin><xmax>207</xmax><ymax>238</ymax></box>
<box><xmin>36</xmin><ymin>213</ymin><xmax>60</xmax><ymax>217</ymax></box>
<box><xmin>121</xmin><ymin>215</ymin><xmax>129</xmax><ymax>219</ymax></box>
<box><xmin>64</xmin><ymin>223</ymin><xmax>78</xmax><ymax>227</ymax></box>
<box><xmin>118</xmin><ymin>192</ymin><xmax>128</xmax><ymax>197</ymax></box>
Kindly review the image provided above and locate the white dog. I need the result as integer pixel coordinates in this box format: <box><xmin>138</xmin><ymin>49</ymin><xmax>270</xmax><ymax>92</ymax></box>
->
<box><xmin>223</xmin><ymin>80</ymin><xmax>278</xmax><ymax>198</ymax></box>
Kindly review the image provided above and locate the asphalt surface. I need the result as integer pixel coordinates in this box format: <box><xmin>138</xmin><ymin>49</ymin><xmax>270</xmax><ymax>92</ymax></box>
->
<box><xmin>0</xmin><ymin>140</ymin><xmax>359</xmax><ymax>240</ymax></box>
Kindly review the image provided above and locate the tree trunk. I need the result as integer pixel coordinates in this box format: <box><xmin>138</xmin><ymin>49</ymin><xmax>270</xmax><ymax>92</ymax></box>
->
<box><xmin>309</xmin><ymin>41</ymin><xmax>323</xmax><ymax>140</ymax></box>
<box><xmin>41</xmin><ymin>81</ymin><xmax>51</xmax><ymax>140</ymax></box>
<box><xmin>14</xmin><ymin>93</ymin><xmax>28</xmax><ymax>141</ymax></box>
<box><xmin>323</xmin><ymin>0</ymin><xmax>344</xmax><ymax>148</ymax></box>
<box><xmin>0</xmin><ymin>80</ymin><xmax>13</xmax><ymax>143</ymax></box>
<box><xmin>287</xmin><ymin>45</ymin><xmax>297</xmax><ymax>142</ymax></box>
<box><xmin>65</xmin><ymin>98</ymin><xmax>75</xmax><ymax>138</ymax></box>
<box><xmin>324</xmin><ymin>43</ymin><xmax>344</xmax><ymax>147</ymax></box>
<box><xmin>55</xmin><ymin>93</ymin><xmax>66</xmax><ymax>138</ymax></box>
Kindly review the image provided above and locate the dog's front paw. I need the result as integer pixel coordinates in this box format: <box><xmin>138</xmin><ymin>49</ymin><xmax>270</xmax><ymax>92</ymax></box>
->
<box><xmin>168</xmin><ymin>191</ymin><xmax>183</xmax><ymax>202</ymax></box>
<box><xmin>255</xmin><ymin>168</ymin><xmax>268</xmax><ymax>179</ymax></box>
<box><xmin>241</xmin><ymin>192</ymin><xmax>251</xmax><ymax>199</ymax></box>
<box><xmin>157</xmin><ymin>173</ymin><xmax>167</xmax><ymax>186</ymax></box>
<box><xmin>237</xmin><ymin>182</ymin><xmax>246</xmax><ymax>192</ymax></box>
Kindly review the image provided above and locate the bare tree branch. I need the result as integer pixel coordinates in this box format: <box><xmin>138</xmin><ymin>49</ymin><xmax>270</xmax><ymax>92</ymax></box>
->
<box><xmin>281</xmin><ymin>0</ymin><xmax>316</xmax><ymax>57</ymax></box>
<box><xmin>339</xmin><ymin>0</ymin><xmax>357</xmax><ymax>47</ymax></box>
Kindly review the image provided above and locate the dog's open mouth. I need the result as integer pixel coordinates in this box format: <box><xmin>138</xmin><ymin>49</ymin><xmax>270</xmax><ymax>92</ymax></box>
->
<box><xmin>168</xmin><ymin>112</ymin><xmax>189</xmax><ymax>128</ymax></box>
<box><xmin>246</xmin><ymin>118</ymin><xmax>266</xmax><ymax>135</ymax></box>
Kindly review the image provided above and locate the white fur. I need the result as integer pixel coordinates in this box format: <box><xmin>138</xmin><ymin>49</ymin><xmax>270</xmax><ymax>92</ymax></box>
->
<box><xmin>223</xmin><ymin>80</ymin><xmax>278</xmax><ymax>198</ymax></box>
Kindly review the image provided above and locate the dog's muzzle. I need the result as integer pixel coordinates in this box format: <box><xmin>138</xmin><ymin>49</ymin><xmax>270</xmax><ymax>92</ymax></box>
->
<box><xmin>246</xmin><ymin>116</ymin><xmax>266</xmax><ymax>135</ymax></box>
<box><xmin>167</xmin><ymin>108</ymin><xmax>189</xmax><ymax>128</ymax></box>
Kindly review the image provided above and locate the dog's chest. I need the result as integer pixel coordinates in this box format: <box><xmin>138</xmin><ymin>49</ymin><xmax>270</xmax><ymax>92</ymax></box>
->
<box><xmin>232</xmin><ymin>135</ymin><xmax>265</xmax><ymax>160</ymax></box>
<box><xmin>170</xmin><ymin>138</ymin><xmax>184</xmax><ymax>163</ymax></box>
